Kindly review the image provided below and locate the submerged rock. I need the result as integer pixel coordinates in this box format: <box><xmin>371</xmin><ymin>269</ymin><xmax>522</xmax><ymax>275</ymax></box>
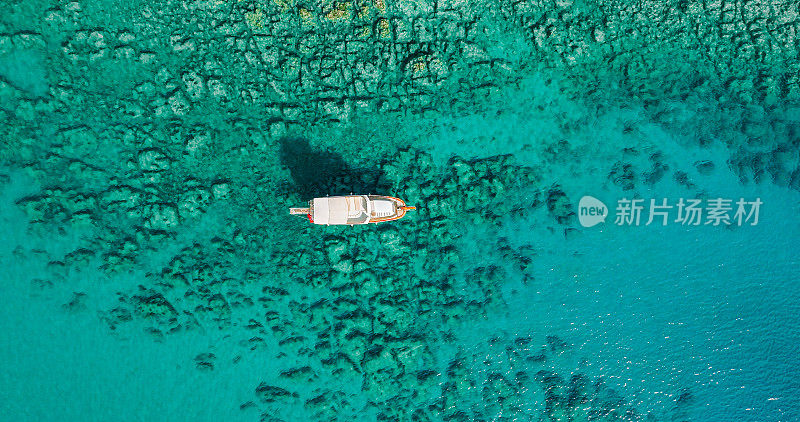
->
<box><xmin>0</xmin><ymin>48</ymin><xmax>49</xmax><ymax>97</ymax></box>
<box><xmin>255</xmin><ymin>383</ymin><xmax>298</xmax><ymax>403</ymax></box>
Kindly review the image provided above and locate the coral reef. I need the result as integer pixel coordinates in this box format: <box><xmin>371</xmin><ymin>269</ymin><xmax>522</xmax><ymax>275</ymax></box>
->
<box><xmin>2</xmin><ymin>0</ymin><xmax>798</xmax><ymax>419</ymax></box>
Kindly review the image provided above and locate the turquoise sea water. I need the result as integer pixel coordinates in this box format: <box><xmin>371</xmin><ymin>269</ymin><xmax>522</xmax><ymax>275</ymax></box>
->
<box><xmin>2</xmin><ymin>1</ymin><xmax>800</xmax><ymax>421</ymax></box>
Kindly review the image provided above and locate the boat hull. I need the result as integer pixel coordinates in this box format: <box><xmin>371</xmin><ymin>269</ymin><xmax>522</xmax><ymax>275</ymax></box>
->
<box><xmin>290</xmin><ymin>195</ymin><xmax>415</xmax><ymax>225</ymax></box>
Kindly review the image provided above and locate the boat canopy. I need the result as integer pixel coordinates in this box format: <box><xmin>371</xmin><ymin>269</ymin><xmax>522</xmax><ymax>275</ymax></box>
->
<box><xmin>312</xmin><ymin>195</ymin><xmax>371</xmax><ymax>225</ymax></box>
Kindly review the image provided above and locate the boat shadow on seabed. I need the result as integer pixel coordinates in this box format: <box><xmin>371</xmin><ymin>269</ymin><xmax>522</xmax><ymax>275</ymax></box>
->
<box><xmin>278</xmin><ymin>136</ymin><xmax>392</xmax><ymax>198</ymax></box>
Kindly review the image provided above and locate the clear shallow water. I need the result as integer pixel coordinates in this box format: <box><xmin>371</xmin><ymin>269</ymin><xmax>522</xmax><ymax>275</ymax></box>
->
<box><xmin>2</xmin><ymin>0</ymin><xmax>800</xmax><ymax>421</ymax></box>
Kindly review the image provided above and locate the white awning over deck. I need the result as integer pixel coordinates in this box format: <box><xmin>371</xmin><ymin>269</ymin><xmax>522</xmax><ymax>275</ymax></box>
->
<box><xmin>311</xmin><ymin>196</ymin><xmax>370</xmax><ymax>225</ymax></box>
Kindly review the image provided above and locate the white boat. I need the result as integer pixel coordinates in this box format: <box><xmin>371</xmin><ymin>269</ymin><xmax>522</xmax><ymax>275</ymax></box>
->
<box><xmin>290</xmin><ymin>195</ymin><xmax>416</xmax><ymax>225</ymax></box>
